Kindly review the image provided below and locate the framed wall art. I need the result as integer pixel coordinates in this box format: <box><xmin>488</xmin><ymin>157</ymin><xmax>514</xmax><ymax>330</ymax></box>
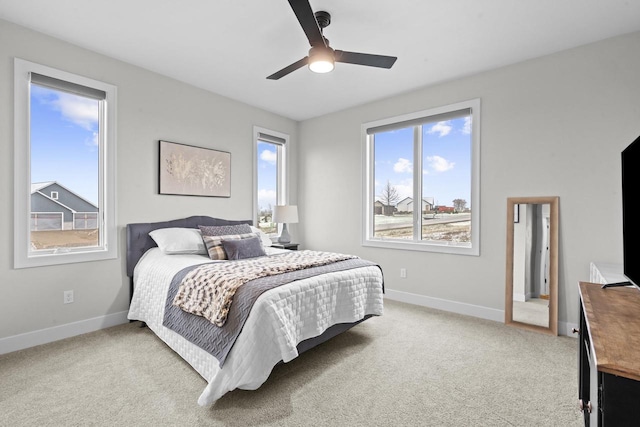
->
<box><xmin>159</xmin><ymin>140</ymin><xmax>231</xmax><ymax>197</ymax></box>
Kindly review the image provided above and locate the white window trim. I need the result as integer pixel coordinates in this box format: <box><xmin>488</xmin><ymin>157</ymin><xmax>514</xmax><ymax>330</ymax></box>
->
<box><xmin>14</xmin><ymin>58</ymin><xmax>117</xmax><ymax>268</ymax></box>
<box><xmin>361</xmin><ymin>98</ymin><xmax>481</xmax><ymax>256</ymax></box>
<box><xmin>253</xmin><ymin>126</ymin><xmax>289</xmax><ymax>226</ymax></box>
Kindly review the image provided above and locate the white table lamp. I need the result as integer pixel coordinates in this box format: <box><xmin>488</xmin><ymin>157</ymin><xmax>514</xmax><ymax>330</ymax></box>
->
<box><xmin>273</xmin><ymin>205</ymin><xmax>298</xmax><ymax>244</ymax></box>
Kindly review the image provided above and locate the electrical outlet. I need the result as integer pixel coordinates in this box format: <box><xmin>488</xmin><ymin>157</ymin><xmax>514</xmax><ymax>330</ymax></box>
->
<box><xmin>400</xmin><ymin>268</ymin><xmax>407</xmax><ymax>278</ymax></box>
<box><xmin>63</xmin><ymin>290</ymin><xmax>74</xmax><ymax>304</ymax></box>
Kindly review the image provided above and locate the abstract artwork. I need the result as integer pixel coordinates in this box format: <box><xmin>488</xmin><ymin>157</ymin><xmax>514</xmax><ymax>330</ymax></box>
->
<box><xmin>159</xmin><ymin>140</ymin><xmax>231</xmax><ymax>197</ymax></box>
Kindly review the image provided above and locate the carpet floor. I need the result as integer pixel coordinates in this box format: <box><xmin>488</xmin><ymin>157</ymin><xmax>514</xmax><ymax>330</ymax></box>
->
<box><xmin>0</xmin><ymin>299</ymin><xmax>583</xmax><ymax>426</ymax></box>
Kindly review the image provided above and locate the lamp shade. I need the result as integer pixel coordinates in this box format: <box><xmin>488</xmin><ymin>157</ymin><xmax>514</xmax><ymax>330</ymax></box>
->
<box><xmin>273</xmin><ymin>205</ymin><xmax>298</xmax><ymax>224</ymax></box>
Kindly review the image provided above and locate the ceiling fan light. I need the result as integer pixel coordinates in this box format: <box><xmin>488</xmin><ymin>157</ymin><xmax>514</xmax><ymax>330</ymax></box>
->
<box><xmin>308</xmin><ymin>46</ymin><xmax>335</xmax><ymax>73</ymax></box>
<box><xmin>309</xmin><ymin>59</ymin><xmax>334</xmax><ymax>73</ymax></box>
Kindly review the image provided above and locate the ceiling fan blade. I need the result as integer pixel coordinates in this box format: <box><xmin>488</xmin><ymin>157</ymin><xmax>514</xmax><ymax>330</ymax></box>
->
<box><xmin>335</xmin><ymin>50</ymin><xmax>397</xmax><ymax>69</ymax></box>
<box><xmin>287</xmin><ymin>0</ymin><xmax>326</xmax><ymax>47</ymax></box>
<box><xmin>267</xmin><ymin>56</ymin><xmax>309</xmax><ymax>80</ymax></box>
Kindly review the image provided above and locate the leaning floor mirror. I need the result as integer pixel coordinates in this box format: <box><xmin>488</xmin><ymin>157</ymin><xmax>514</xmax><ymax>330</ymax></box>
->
<box><xmin>505</xmin><ymin>196</ymin><xmax>559</xmax><ymax>335</ymax></box>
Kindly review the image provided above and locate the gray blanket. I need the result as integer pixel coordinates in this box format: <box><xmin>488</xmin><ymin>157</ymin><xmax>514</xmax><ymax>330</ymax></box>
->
<box><xmin>162</xmin><ymin>256</ymin><xmax>382</xmax><ymax>367</ymax></box>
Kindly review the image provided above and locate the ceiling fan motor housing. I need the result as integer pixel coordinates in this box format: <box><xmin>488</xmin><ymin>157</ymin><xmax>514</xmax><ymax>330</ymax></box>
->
<box><xmin>315</xmin><ymin>11</ymin><xmax>331</xmax><ymax>30</ymax></box>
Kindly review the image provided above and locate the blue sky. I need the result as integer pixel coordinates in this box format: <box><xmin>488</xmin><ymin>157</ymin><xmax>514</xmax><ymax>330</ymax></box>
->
<box><xmin>374</xmin><ymin>116</ymin><xmax>471</xmax><ymax>208</ymax></box>
<box><xmin>29</xmin><ymin>84</ymin><xmax>469</xmax><ymax>211</ymax></box>
<box><xmin>30</xmin><ymin>84</ymin><xmax>99</xmax><ymax>205</ymax></box>
<box><xmin>257</xmin><ymin>141</ymin><xmax>277</xmax><ymax>211</ymax></box>
<box><xmin>257</xmin><ymin>117</ymin><xmax>471</xmax><ymax>214</ymax></box>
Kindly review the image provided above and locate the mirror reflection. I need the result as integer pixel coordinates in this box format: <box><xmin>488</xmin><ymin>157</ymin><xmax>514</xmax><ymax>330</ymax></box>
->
<box><xmin>505</xmin><ymin>197</ymin><xmax>558</xmax><ymax>335</ymax></box>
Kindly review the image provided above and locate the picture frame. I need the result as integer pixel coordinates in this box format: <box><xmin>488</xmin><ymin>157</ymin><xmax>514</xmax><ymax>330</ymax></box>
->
<box><xmin>159</xmin><ymin>140</ymin><xmax>231</xmax><ymax>197</ymax></box>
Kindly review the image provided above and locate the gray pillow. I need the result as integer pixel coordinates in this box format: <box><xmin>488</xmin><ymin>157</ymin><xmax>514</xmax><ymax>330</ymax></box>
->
<box><xmin>222</xmin><ymin>236</ymin><xmax>266</xmax><ymax>260</ymax></box>
<box><xmin>198</xmin><ymin>224</ymin><xmax>252</xmax><ymax>236</ymax></box>
<box><xmin>198</xmin><ymin>224</ymin><xmax>255</xmax><ymax>260</ymax></box>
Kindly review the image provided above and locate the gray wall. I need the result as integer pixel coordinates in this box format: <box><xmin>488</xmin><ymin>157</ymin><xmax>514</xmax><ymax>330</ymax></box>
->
<box><xmin>297</xmin><ymin>31</ymin><xmax>640</xmax><ymax>329</ymax></box>
<box><xmin>0</xmin><ymin>19</ymin><xmax>297</xmax><ymax>339</ymax></box>
<box><xmin>2</xmin><ymin>15</ymin><xmax>639</xmax><ymax>343</ymax></box>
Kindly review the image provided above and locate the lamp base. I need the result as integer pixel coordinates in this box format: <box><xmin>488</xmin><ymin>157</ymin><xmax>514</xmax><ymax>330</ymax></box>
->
<box><xmin>278</xmin><ymin>223</ymin><xmax>291</xmax><ymax>243</ymax></box>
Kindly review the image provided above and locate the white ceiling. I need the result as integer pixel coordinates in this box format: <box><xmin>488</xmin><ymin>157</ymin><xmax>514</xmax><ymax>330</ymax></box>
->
<box><xmin>1</xmin><ymin>0</ymin><xmax>639</xmax><ymax>121</ymax></box>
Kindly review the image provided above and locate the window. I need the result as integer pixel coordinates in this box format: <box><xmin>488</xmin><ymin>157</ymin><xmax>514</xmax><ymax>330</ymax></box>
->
<box><xmin>362</xmin><ymin>99</ymin><xmax>480</xmax><ymax>255</ymax></box>
<box><xmin>254</xmin><ymin>126</ymin><xmax>288</xmax><ymax>236</ymax></box>
<box><xmin>14</xmin><ymin>58</ymin><xmax>117</xmax><ymax>268</ymax></box>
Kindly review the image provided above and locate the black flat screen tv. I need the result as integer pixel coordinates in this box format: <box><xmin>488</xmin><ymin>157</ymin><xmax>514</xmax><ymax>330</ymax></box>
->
<box><xmin>621</xmin><ymin>135</ymin><xmax>640</xmax><ymax>289</ymax></box>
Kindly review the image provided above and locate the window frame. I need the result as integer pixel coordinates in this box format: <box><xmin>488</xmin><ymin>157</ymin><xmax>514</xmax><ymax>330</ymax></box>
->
<box><xmin>361</xmin><ymin>99</ymin><xmax>481</xmax><ymax>256</ymax></box>
<box><xmin>253</xmin><ymin>126</ymin><xmax>289</xmax><ymax>234</ymax></box>
<box><xmin>14</xmin><ymin>58</ymin><xmax>117</xmax><ymax>268</ymax></box>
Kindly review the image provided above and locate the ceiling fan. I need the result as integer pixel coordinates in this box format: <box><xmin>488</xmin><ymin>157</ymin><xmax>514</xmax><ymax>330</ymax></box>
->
<box><xmin>267</xmin><ymin>0</ymin><xmax>398</xmax><ymax>80</ymax></box>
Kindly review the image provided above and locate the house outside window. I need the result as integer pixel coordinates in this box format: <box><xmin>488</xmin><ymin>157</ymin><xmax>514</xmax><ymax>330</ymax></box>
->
<box><xmin>254</xmin><ymin>126</ymin><xmax>288</xmax><ymax>236</ymax></box>
<box><xmin>362</xmin><ymin>99</ymin><xmax>480</xmax><ymax>256</ymax></box>
<box><xmin>14</xmin><ymin>58</ymin><xmax>117</xmax><ymax>268</ymax></box>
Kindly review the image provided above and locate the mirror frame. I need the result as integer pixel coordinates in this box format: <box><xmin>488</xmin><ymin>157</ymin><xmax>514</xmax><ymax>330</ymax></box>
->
<box><xmin>505</xmin><ymin>196</ymin><xmax>559</xmax><ymax>335</ymax></box>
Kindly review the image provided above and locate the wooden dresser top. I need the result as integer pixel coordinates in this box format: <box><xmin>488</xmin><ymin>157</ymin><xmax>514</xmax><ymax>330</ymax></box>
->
<box><xmin>580</xmin><ymin>281</ymin><xmax>640</xmax><ymax>381</ymax></box>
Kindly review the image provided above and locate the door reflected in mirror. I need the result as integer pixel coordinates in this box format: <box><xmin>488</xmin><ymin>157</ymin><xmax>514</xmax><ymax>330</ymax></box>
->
<box><xmin>505</xmin><ymin>197</ymin><xmax>558</xmax><ymax>335</ymax></box>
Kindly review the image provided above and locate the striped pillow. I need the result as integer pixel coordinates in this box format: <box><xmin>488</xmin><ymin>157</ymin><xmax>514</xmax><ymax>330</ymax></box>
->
<box><xmin>198</xmin><ymin>224</ymin><xmax>255</xmax><ymax>260</ymax></box>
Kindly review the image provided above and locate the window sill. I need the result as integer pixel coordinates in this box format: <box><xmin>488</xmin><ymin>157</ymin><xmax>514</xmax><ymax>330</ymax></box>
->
<box><xmin>14</xmin><ymin>248</ymin><xmax>117</xmax><ymax>269</ymax></box>
<box><xmin>362</xmin><ymin>238</ymin><xmax>478</xmax><ymax>256</ymax></box>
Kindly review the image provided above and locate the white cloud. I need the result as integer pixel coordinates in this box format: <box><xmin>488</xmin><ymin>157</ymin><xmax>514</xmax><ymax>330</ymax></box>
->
<box><xmin>427</xmin><ymin>121</ymin><xmax>452</xmax><ymax>137</ymax></box>
<box><xmin>88</xmin><ymin>131</ymin><xmax>99</xmax><ymax>147</ymax></box>
<box><xmin>260</xmin><ymin>149</ymin><xmax>277</xmax><ymax>165</ymax></box>
<box><xmin>257</xmin><ymin>188</ymin><xmax>276</xmax><ymax>209</ymax></box>
<box><xmin>462</xmin><ymin>116</ymin><xmax>471</xmax><ymax>134</ymax></box>
<box><xmin>426</xmin><ymin>155</ymin><xmax>454</xmax><ymax>172</ymax></box>
<box><xmin>395</xmin><ymin>180</ymin><xmax>413</xmax><ymax>200</ymax></box>
<box><xmin>51</xmin><ymin>92</ymin><xmax>99</xmax><ymax>131</ymax></box>
<box><xmin>393</xmin><ymin>158</ymin><xmax>412</xmax><ymax>173</ymax></box>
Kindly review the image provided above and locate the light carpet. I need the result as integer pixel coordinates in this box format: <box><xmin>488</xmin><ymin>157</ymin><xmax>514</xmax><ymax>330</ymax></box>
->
<box><xmin>0</xmin><ymin>299</ymin><xmax>582</xmax><ymax>426</ymax></box>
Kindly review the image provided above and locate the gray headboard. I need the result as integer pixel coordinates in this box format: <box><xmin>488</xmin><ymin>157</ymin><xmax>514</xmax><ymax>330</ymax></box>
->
<box><xmin>126</xmin><ymin>215</ymin><xmax>253</xmax><ymax>277</ymax></box>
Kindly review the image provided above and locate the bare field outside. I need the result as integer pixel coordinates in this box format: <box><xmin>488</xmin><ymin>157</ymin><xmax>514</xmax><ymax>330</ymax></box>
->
<box><xmin>31</xmin><ymin>229</ymin><xmax>99</xmax><ymax>250</ymax></box>
<box><xmin>29</xmin><ymin>218</ymin><xmax>469</xmax><ymax>249</ymax></box>
<box><xmin>375</xmin><ymin>221</ymin><xmax>471</xmax><ymax>242</ymax></box>
<box><xmin>257</xmin><ymin>217</ymin><xmax>277</xmax><ymax>235</ymax></box>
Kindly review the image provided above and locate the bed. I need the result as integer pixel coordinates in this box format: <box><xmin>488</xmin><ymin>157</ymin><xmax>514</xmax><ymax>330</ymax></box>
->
<box><xmin>126</xmin><ymin>215</ymin><xmax>384</xmax><ymax>406</ymax></box>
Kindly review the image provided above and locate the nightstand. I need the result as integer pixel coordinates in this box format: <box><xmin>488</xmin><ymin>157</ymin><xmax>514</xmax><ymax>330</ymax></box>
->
<box><xmin>271</xmin><ymin>242</ymin><xmax>299</xmax><ymax>250</ymax></box>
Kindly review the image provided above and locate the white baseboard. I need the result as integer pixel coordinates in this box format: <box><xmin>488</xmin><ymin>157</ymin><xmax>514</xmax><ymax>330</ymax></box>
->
<box><xmin>0</xmin><ymin>311</ymin><xmax>130</xmax><ymax>355</ymax></box>
<box><xmin>384</xmin><ymin>288</ymin><xmax>577</xmax><ymax>337</ymax></box>
<box><xmin>0</xmin><ymin>292</ymin><xmax>580</xmax><ymax>355</ymax></box>
<box><xmin>384</xmin><ymin>288</ymin><xmax>504</xmax><ymax>322</ymax></box>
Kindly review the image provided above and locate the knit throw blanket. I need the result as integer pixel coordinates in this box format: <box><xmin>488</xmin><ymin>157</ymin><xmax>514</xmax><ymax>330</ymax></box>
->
<box><xmin>172</xmin><ymin>250</ymin><xmax>358</xmax><ymax>327</ymax></box>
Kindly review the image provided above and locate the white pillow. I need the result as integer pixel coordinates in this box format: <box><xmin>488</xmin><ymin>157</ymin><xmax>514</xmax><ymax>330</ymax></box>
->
<box><xmin>250</xmin><ymin>226</ymin><xmax>273</xmax><ymax>247</ymax></box>
<box><xmin>149</xmin><ymin>227</ymin><xmax>207</xmax><ymax>255</ymax></box>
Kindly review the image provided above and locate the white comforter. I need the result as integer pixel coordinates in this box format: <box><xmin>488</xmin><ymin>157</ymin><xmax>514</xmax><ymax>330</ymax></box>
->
<box><xmin>127</xmin><ymin>247</ymin><xmax>384</xmax><ymax>406</ymax></box>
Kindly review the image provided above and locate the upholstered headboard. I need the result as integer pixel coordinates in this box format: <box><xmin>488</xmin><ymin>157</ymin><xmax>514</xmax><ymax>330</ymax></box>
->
<box><xmin>126</xmin><ymin>215</ymin><xmax>253</xmax><ymax>277</ymax></box>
